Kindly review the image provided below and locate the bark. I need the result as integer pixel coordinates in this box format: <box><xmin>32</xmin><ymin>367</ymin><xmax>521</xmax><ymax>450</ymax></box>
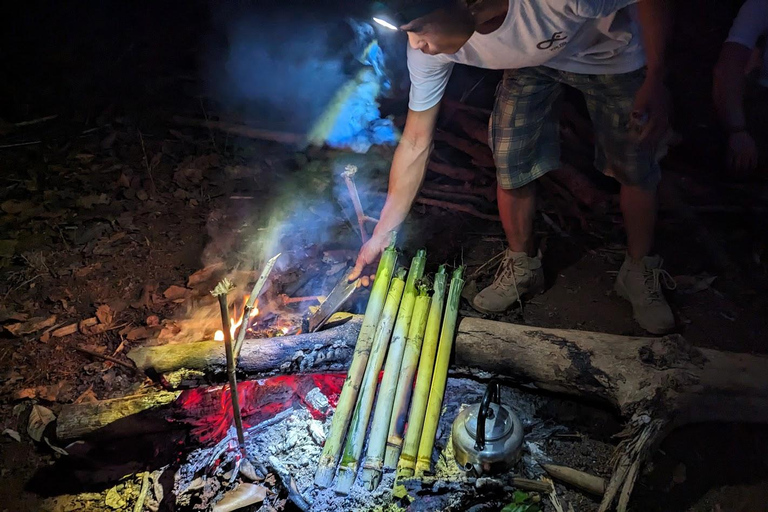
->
<box><xmin>56</xmin><ymin>390</ymin><xmax>181</xmax><ymax>440</ymax></box>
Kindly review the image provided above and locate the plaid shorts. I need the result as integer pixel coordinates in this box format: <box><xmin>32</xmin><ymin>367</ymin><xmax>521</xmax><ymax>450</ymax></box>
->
<box><xmin>489</xmin><ymin>66</ymin><xmax>661</xmax><ymax>190</ymax></box>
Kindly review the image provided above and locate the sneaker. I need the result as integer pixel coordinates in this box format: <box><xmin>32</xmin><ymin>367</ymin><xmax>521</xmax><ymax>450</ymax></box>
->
<box><xmin>615</xmin><ymin>254</ymin><xmax>676</xmax><ymax>334</ymax></box>
<box><xmin>472</xmin><ymin>249</ymin><xmax>545</xmax><ymax>314</ymax></box>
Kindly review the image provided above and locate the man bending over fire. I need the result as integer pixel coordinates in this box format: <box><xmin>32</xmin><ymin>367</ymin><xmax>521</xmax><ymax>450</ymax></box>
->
<box><xmin>349</xmin><ymin>0</ymin><xmax>675</xmax><ymax>334</ymax></box>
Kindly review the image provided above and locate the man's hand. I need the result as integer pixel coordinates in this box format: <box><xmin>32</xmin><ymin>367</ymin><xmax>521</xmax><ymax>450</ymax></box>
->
<box><xmin>632</xmin><ymin>75</ymin><xmax>671</xmax><ymax>148</ymax></box>
<box><xmin>727</xmin><ymin>130</ymin><xmax>759</xmax><ymax>174</ymax></box>
<box><xmin>348</xmin><ymin>231</ymin><xmax>391</xmax><ymax>282</ymax></box>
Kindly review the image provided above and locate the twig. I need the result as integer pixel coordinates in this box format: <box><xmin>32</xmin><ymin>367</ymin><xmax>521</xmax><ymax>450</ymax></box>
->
<box><xmin>134</xmin><ymin>471</ymin><xmax>150</xmax><ymax>512</ymax></box>
<box><xmin>212</xmin><ymin>278</ymin><xmax>246</xmax><ymax>455</ymax></box>
<box><xmin>415</xmin><ymin>197</ymin><xmax>500</xmax><ymax>221</ymax></box>
<box><xmin>269</xmin><ymin>456</ymin><xmax>312</xmax><ymax>511</ymax></box>
<box><xmin>544</xmin><ymin>476</ymin><xmax>566</xmax><ymax>512</ymax></box>
<box><xmin>0</xmin><ymin>140</ymin><xmax>41</xmax><ymax>150</ymax></box>
<box><xmin>541</xmin><ymin>211</ymin><xmax>570</xmax><ymax>238</ymax></box>
<box><xmin>14</xmin><ymin>115</ymin><xmax>58</xmax><ymax>128</ymax></box>
<box><xmin>199</xmin><ymin>98</ymin><xmax>218</xmax><ymax>152</ymax></box>
<box><xmin>281</xmin><ymin>295</ymin><xmax>321</xmax><ymax>305</ymax></box>
<box><xmin>137</xmin><ymin>130</ymin><xmax>156</xmax><ymax>193</ymax></box>
<box><xmin>341</xmin><ymin>164</ymin><xmax>370</xmax><ymax>244</ymax></box>
<box><xmin>74</xmin><ymin>346</ymin><xmax>140</xmax><ymax>373</ymax></box>
<box><xmin>234</xmin><ymin>253</ymin><xmax>282</xmax><ymax>359</ymax></box>
<box><xmin>172</xmin><ymin>116</ymin><xmax>303</xmax><ymax>145</ymax></box>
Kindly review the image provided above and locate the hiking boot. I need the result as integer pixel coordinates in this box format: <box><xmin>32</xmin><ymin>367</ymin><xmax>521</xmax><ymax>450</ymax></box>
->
<box><xmin>615</xmin><ymin>254</ymin><xmax>676</xmax><ymax>334</ymax></box>
<box><xmin>472</xmin><ymin>249</ymin><xmax>545</xmax><ymax>314</ymax></box>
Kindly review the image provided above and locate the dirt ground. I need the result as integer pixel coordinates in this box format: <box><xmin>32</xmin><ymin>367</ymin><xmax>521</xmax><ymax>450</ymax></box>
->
<box><xmin>2</xmin><ymin>1</ymin><xmax>768</xmax><ymax>511</ymax></box>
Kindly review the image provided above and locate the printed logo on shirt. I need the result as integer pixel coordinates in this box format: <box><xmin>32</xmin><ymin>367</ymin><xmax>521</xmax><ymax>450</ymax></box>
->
<box><xmin>536</xmin><ymin>31</ymin><xmax>568</xmax><ymax>51</ymax></box>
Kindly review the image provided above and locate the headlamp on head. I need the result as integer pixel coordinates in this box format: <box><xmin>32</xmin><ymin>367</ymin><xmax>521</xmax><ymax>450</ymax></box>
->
<box><xmin>371</xmin><ymin>0</ymin><xmax>451</xmax><ymax>32</ymax></box>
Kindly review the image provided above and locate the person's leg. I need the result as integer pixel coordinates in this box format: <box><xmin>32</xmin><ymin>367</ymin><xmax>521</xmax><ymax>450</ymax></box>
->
<box><xmin>472</xmin><ymin>67</ymin><xmax>561</xmax><ymax>313</ymax></box>
<box><xmin>621</xmin><ymin>184</ymin><xmax>656</xmax><ymax>260</ymax></box>
<box><xmin>573</xmin><ymin>69</ymin><xmax>674</xmax><ymax>333</ymax></box>
<box><xmin>497</xmin><ymin>182</ymin><xmax>537</xmax><ymax>256</ymax></box>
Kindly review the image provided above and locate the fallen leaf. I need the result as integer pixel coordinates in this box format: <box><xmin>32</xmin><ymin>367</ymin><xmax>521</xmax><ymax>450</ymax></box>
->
<box><xmin>0</xmin><ymin>309</ymin><xmax>27</xmax><ymax>323</ymax></box>
<box><xmin>1</xmin><ymin>199</ymin><xmax>35</xmax><ymax>214</ymax></box>
<box><xmin>126</xmin><ymin>326</ymin><xmax>152</xmax><ymax>341</ymax></box>
<box><xmin>75</xmin><ymin>262</ymin><xmax>102</xmax><ymax>278</ymax></box>
<box><xmin>2</xmin><ymin>429</ymin><xmax>21</xmax><ymax>442</ymax></box>
<box><xmin>28</xmin><ymin>405</ymin><xmax>55</xmax><ymax>442</ymax></box>
<box><xmin>96</xmin><ymin>304</ymin><xmax>114</xmax><ymax>327</ymax></box>
<box><xmin>74</xmin><ymin>387</ymin><xmax>98</xmax><ymax>404</ymax></box>
<box><xmin>187</xmin><ymin>262</ymin><xmax>225</xmax><ymax>288</ymax></box>
<box><xmin>76</xmin><ymin>193</ymin><xmax>110</xmax><ymax>209</ymax></box>
<box><xmin>105</xmin><ymin>486</ymin><xmax>124</xmax><ymax>509</ymax></box>
<box><xmin>52</xmin><ymin>323</ymin><xmax>78</xmax><ymax>337</ymax></box>
<box><xmin>44</xmin><ymin>437</ymin><xmax>68</xmax><ymax>456</ymax></box>
<box><xmin>163</xmin><ymin>285</ymin><xmax>191</xmax><ymax>302</ymax></box>
<box><xmin>0</xmin><ymin>239</ymin><xmax>17</xmax><ymax>258</ymax></box>
<box><xmin>212</xmin><ymin>483</ymin><xmax>267</xmax><ymax>512</ymax></box>
<box><xmin>145</xmin><ymin>315</ymin><xmax>160</xmax><ymax>327</ymax></box>
<box><xmin>674</xmin><ymin>274</ymin><xmax>717</xmax><ymax>295</ymax></box>
<box><xmin>136</xmin><ymin>189</ymin><xmax>149</xmax><ymax>201</ymax></box>
<box><xmin>16</xmin><ymin>388</ymin><xmax>37</xmax><ymax>400</ymax></box>
<box><xmin>40</xmin><ymin>331</ymin><xmax>51</xmax><ymax>343</ymax></box>
<box><xmin>5</xmin><ymin>315</ymin><xmax>57</xmax><ymax>336</ymax></box>
<box><xmin>79</xmin><ymin>317</ymin><xmax>98</xmax><ymax>329</ymax></box>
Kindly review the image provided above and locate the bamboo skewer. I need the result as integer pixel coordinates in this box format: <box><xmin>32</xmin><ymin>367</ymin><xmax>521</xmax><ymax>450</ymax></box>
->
<box><xmin>361</xmin><ymin>250</ymin><xmax>427</xmax><ymax>490</ymax></box>
<box><xmin>314</xmin><ymin>238</ymin><xmax>398</xmax><ymax>488</ymax></box>
<box><xmin>335</xmin><ymin>268</ymin><xmax>407</xmax><ymax>494</ymax></box>
<box><xmin>211</xmin><ymin>279</ymin><xmax>246</xmax><ymax>454</ymax></box>
<box><xmin>415</xmin><ymin>266</ymin><xmax>465</xmax><ymax>477</ymax></box>
<box><xmin>384</xmin><ymin>284</ymin><xmax>430</xmax><ymax>469</ymax></box>
<box><xmin>234</xmin><ymin>253</ymin><xmax>281</xmax><ymax>360</ymax></box>
<box><xmin>395</xmin><ymin>266</ymin><xmax>447</xmax><ymax>479</ymax></box>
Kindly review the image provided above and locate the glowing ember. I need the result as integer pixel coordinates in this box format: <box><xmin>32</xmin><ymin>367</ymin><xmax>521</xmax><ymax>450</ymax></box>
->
<box><xmin>214</xmin><ymin>330</ymin><xmax>224</xmax><ymax>341</ymax></box>
<box><xmin>281</xmin><ymin>326</ymin><xmax>289</xmax><ymax>335</ymax></box>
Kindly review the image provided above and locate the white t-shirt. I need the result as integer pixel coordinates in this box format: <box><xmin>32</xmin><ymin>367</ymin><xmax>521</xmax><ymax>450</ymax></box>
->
<box><xmin>725</xmin><ymin>0</ymin><xmax>768</xmax><ymax>87</ymax></box>
<box><xmin>408</xmin><ymin>0</ymin><xmax>645</xmax><ymax>111</ymax></box>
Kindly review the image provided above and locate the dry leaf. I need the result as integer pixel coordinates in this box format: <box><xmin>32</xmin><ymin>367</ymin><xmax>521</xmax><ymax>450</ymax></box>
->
<box><xmin>163</xmin><ymin>285</ymin><xmax>191</xmax><ymax>302</ymax></box>
<box><xmin>96</xmin><ymin>304</ymin><xmax>114</xmax><ymax>327</ymax></box>
<box><xmin>187</xmin><ymin>262</ymin><xmax>225</xmax><ymax>288</ymax></box>
<box><xmin>16</xmin><ymin>388</ymin><xmax>37</xmax><ymax>400</ymax></box>
<box><xmin>28</xmin><ymin>404</ymin><xmax>56</xmax><ymax>442</ymax></box>
<box><xmin>74</xmin><ymin>387</ymin><xmax>98</xmax><ymax>404</ymax></box>
<box><xmin>126</xmin><ymin>326</ymin><xmax>152</xmax><ymax>341</ymax></box>
<box><xmin>5</xmin><ymin>315</ymin><xmax>57</xmax><ymax>336</ymax></box>
<box><xmin>1</xmin><ymin>199</ymin><xmax>35</xmax><ymax>214</ymax></box>
<box><xmin>52</xmin><ymin>323</ymin><xmax>78</xmax><ymax>337</ymax></box>
<box><xmin>145</xmin><ymin>315</ymin><xmax>160</xmax><ymax>327</ymax></box>
<box><xmin>2</xmin><ymin>429</ymin><xmax>21</xmax><ymax>442</ymax></box>
<box><xmin>212</xmin><ymin>483</ymin><xmax>267</xmax><ymax>512</ymax></box>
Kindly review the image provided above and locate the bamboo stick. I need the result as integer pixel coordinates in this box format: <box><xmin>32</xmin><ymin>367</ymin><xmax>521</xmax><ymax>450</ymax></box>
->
<box><xmin>234</xmin><ymin>253</ymin><xmax>281</xmax><ymax>359</ymax></box>
<box><xmin>211</xmin><ymin>279</ymin><xmax>246</xmax><ymax>454</ymax></box>
<box><xmin>335</xmin><ymin>268</ymin><xmax>407</xmax><ymax>494</ymax></box>
<box><xmin>314</xmin><ymin>239</ymin><xmax>398</xmax><ymax>488</ymax></box>
<box><xmin>360</xmin><ymin>250</ymin><xmax>427</xmax><ymax>491</ymax></box>
<box><xmin>383</xmin><ymin>285</ymin><xmax>430</xmax><ymax>469</ymax></box>
<box><xmin>415</xmin><ymin>266</ymin><xmax>464</xmax><ymax>477</ymax></box>
<box><xmin>395</xmin><ymin>266</ymin><xmax>446</xmax><ymax>479</ymax></box>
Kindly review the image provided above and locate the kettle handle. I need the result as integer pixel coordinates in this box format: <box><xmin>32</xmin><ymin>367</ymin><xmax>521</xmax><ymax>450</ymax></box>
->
<box><xmin>474</xmin><ymin>379</ymin><xmax>501</xmax><ymax>451</ymax></box>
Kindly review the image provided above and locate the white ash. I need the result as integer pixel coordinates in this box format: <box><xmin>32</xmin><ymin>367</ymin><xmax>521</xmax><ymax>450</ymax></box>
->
<box><xmin>174</xmin><ymin>377</ymin><xmax>564</xmax><ymax>511</ymax></box>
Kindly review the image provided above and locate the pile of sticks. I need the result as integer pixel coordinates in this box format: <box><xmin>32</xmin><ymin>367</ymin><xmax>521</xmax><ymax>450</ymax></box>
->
<box><xmin>313</xmin><ymin>241</ymin><xmax>465</xmax><ymax>495</ymax></box>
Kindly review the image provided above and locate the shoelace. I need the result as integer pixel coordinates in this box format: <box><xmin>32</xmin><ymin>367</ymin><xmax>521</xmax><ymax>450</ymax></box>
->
<box><xmin>492</xmin><ymin>254</ymin><xmax>525</xmax><ymax>311</ymax></box>
<box><xmin>644</xmin><ymin>266</ymin><xmax>677</xmax><ymax>304</ymax></box>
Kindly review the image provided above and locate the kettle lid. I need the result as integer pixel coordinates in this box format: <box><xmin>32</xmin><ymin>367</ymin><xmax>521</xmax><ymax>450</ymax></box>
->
<box><xmin>464</xmin><ymin>403</ymin><xmax>514</xmax><ymax>443</ymax></box>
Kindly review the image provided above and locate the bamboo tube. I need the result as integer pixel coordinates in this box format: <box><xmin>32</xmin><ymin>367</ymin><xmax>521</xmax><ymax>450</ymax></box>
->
<box><xmin>314</xmin><ymin>239</ymin><xmax>398</xmax><ymax>488</ymax></box>
<box><xmin>414</xmin><ymin>266</ymin><xmax>464</xmax><ymax>477</ymax></box>
<box><xmin>383</xmin><ymin>285</ymin><xmax>430</xmax><ymax>469</ymax></box>
<box><xmin>395</xmin><ymin>266</ymin><xmax>446</xmax><ymax>479</ymax></box>
<box><xmin>360</xmin><ymin>249</ymin><xmax>427</xmax><ymax>491</ymax></box>
<box><xmin>335</xmin><ymin>268</ymin><xmax>407</xmax><ymax>494</ymax></box>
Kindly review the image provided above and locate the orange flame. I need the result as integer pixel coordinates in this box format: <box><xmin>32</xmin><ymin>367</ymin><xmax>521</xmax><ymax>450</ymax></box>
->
<box><xmin>214</xmin><ymin>299</ymin><xmax>257</xmax><ymax>341</ymax></box>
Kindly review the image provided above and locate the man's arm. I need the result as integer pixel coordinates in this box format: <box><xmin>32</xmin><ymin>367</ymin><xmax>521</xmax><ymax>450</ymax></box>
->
<box><xmin>633</xmin><ymin>0</ymin><xmax>672</xmax><ymax>145</ymax></box>
<box><xmin>713</xmin><ymin>42</ymin><xmax>759</xmax><ymax>172</ymax></box>
<box><xmin>349</xmin><ymin>104</ymin><xmax>441</xmax><ymax>279</ymax></box>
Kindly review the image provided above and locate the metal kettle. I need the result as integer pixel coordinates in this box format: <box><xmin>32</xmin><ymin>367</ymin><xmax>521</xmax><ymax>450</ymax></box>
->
<box><xmin>451</xmin><ymin>380</ymin><xmax>524</xmax><ymax>477</ymax></box>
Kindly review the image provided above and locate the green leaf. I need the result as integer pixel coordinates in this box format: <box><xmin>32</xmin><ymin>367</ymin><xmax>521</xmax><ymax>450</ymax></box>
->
<box><xmin>500</xmin><ymin>491</ymin><xmax>541</xmax><ymax>512</ymax></box>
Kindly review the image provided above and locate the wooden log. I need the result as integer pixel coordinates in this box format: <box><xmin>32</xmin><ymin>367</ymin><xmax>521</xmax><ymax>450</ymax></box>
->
<box><xmin>56</xmin><ymin>390</ymin><xmax>181</xmax><ymax>440</ymax></box>
<box><xmin>128</xmin><ymin>315</ymin><xmax>362</xmax><ymax>378</ymax></box>
<box><xmin>427</xmin><ymin>161</ymin><xmax>476</xmax><ymax>182</ymax></box>
<box><xmin>434</xmin><ymin>130</ymin><xmax>496</xmax><ymax>169</ymax></box>
<box><xmin>541</xmin><ymin>464</ymin><xmax>606</xmax><ymax>496</ymax></box>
